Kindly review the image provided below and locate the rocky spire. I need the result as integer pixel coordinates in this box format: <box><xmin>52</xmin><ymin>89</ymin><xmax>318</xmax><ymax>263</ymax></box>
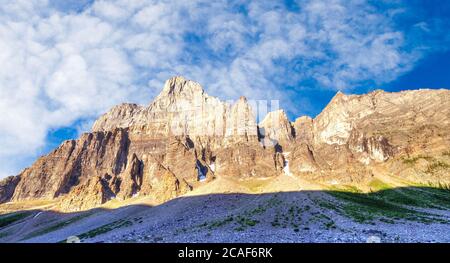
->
<box><xmin>2</xmin><ymin>74</ymin><xmax>449</xmax><ymax>214</ymax></box>
<box><xmin>259</xmin><ymin>109</ymin><xmax>294</xmax><ymax>146</ymax></box>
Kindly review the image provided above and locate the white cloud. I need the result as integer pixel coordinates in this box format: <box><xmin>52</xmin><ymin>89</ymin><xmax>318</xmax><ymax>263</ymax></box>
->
<box><xmin>0</xmin><ymin>0</ymin><xmax>427</xmax><ymax>178</ymax></box>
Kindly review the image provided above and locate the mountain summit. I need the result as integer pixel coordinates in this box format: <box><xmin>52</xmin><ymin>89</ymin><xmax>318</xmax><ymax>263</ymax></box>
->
<box><xmin>0</xmin><ymin>77</ymin><xmax>449</xmax><ymax>212</ymax></box>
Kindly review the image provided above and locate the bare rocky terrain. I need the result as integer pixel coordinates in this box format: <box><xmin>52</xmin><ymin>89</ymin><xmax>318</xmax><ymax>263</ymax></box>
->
<box><xmin>0</xmin><ymin>76</ymin><xmax>449</xmax><ymax>243</ymax></box>
<box><xmin>1</xmin><ymin>176</ymin><xmax>450</xmax><ymax>243</ymax></box>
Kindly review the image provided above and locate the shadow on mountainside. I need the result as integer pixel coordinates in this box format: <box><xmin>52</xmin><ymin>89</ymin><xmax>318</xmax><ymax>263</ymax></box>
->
<box><xmin>1</xmin><ymin>186</ymin><xmax>450</xmax><ymax>243</ymax></box>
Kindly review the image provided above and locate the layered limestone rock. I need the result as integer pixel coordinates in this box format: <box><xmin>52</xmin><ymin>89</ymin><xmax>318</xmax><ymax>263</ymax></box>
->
<box><xmin>138</xmin><ymin>153</ymin><xmax>192</xmax><ymax>203</ymax></box>
<box><xmin>293</xmin><ymin>116</ymin><xmax>314</xmax><ymax>144</ymax></box>
<box><xmin>258</xmin><ymin>110</ymin><xmax>294</xmax><ymax>148</ymax></box>
<box><xmin>215</xmin><ymin>142</ymin><xmax>284</xmax><ymax>178</ymax></box>
<box><xmin>58</xmin><ymin>176</ymin><xmax>115</xmax><ymax>212</ymax></box>
<box><xmin>289</xmin><ymin>144</ymin><xmax>319</xmax><ymax>173</ymax></box>
<box><xmin>287</xmin><ymin>88</ymin><xmax>450</xmax><ymax>183</ymax></box>
<box><xmin>348</xmin><ymin>131</ymin><xmax>394</xmax><ymax>164</ymax></box>
<box><xmin>1</xmin><ymin>75</ymin><xmax>449</xmax><ymax>211</ymax></box>
<box><xmin>1</xmin><ymin>76</ymin><xmax>279</xmax><ymax>211</ymax></box>
<box><xmin>224</xmin><ymin>96</ymin><xmax>258</xmax><ymax>143</ymax></box>
<box><xmin>313</xmin><ymin>89</ymin><xmax>450</xmax><ymax>153</ymax></box>
<box><xmin>93</xmin><ymin>77</ymin><xmax>261</xmax><ymax>145</ymax></box>
<box><xmin>116</xmin><ymin>154</ymin><xmax>143</xmax><ymax>199</ymax></box>
<box><xmin>11</xmin><ymin>129</ymin><xmax>130</xmax><ymax>202</ymax></box>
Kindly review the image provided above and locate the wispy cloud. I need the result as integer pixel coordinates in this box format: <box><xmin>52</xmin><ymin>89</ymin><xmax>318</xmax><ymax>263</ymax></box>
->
<box><xmin>0</xmin><ymin>0</ymin><xmax>446</xmax><ymax>177</ymax></box>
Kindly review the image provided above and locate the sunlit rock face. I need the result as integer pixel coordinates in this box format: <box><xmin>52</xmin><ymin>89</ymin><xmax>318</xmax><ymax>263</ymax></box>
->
<box><xmin>258</xmin><ymin>109</ymin><xmax>294</xmax><ymax>148</ymax></box>
<box><xmin>11</xmin><ymin>129</ymin><xmax>131</xmax><ymax>202</ymax></box>
<box><xmin>92</xmin><ymin>77</ymin><xmax>257</xmax><ymax>142</ymax></box>
<box><xmin>299</xmin><ymin>89</ymin><xmax>450</xmax><ymax>184</ymax></box>
<box><xmin>2</xmin><ymin>77</ymin><xmax>277</xmax><ymax>211</ymax></box>
<box><xmin>293</xmin><ymin>116</ymin><xmax>313</xmax><ymax>144</ymax></box>
<box><xmin>1</xmin><ymin>76</ymin><xmax>449</xmax><ymax>211</ymax></box>
<box><xmin>348</xmin><ymin>131</ymin><xmax>394</xmax><ymax>164</ymax></box>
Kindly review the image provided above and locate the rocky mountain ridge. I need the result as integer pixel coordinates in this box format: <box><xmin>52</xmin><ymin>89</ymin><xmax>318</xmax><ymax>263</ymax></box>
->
<box><xmin>1</xmin><ymin>76</ymin><xmax>449</xmax><ymax>212</ymax></box>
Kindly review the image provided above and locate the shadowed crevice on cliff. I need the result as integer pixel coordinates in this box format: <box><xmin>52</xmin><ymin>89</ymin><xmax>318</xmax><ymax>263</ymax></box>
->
<box><xmin>1</xmin><ymin>186</ymin><xmax>450</xmax><ymax>243</ymax></box>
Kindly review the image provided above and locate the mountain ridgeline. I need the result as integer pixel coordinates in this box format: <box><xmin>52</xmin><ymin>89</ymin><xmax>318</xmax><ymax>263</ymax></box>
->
<box><xmin>1</xmin><ymin>76</ymin><xmax>449</xmax><ymax>212</ymax></box>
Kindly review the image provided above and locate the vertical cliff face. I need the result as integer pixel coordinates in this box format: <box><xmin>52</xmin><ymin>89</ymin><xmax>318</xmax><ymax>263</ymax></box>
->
<box><xmin>1</xmin><ymin>76</ymin><xmax>449</xmax><ymax>211</ymax></box>
<box><xmin>11</xmin><ymin>129</ymin><xmax>130</xmax><ymax>202</ymax></box>
<box><xmin>0</xmin><ymin>176</ymin><xmax>21</xmax><ymax>203</ymax></box>
<box><xmin>312</xmin><ymin>89</ymin><xmax>450</xmax><ymax>151</ymax></box>
<box><xmin>93</xmin><ymin>77</ymin><xmax>229</xmax><ymax>139</ymax></box>
<box><xmin>58</xmin><ymin>175</ymin><xmax>116</xmax><ymax>212</ymax></box>
<box><xmin>2</xmin><ymin>76</ymin><xmax>280</xmax><ymax>211</ymax></box>
<box><xmin>258</xmin><ymin>109</ymin><xmax>294</xmax><ymax>148</ymax></box>
<box><xmin>93</xmin><ymin>77</ymin><xmax>259</xmax><ymax>146</ymax></box>
<box><xmin>116</xmin><ymin>153</ymin><xmax>143</xmax><ymax>199</ymax></box>
<box><xmin>287</xmin><ymin>89</ymin><xmax>450</xmax><ymax>185</ymax></box>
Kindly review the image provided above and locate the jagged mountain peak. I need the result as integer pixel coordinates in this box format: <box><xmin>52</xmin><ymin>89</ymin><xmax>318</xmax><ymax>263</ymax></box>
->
<box><xmin>329</xmin><ymin>90</ymin><xmax>347</xmax><ymax>103</ymax></box>
<box><xmin>238</xmin><ymin>96</ymin><xmax>248</xmax><ymax>102</ymax></box>
<box><xmin>1</xmin><ymin>76</ymin><xmax>449</xmax><ymax>216</ymax></box>
<box><xmin>93</xmin><ymin>76</ymin><xmax>259</xmax><ymax>140</ymax></box>
<box><xmin>92</xmin><ymin>103</ymin><xmax>144</xmax><ymax>132</ymax></box>
<box><xmin>259</xmin><ymin>109</ymin><xmax>294</xmax><ymax>144</ymax></box>
<box><xmin>157</xmin><ymin>76</ymin><xmax>205</xmax><ymax>99</ymax></box>
<box><xmin>259</xmin><ymin>109</ymin><xmax>289</xmax><ymax>124</ymax></box>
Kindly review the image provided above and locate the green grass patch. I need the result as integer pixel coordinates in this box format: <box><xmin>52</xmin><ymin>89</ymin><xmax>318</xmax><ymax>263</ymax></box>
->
<box><xmin>374</xmin><ymin>188</ymin><xmax>436</xmax><ymax>208</ymax></box>
<box><xmin>324</xmin><ymin>221</ymin><xmax>336</xmax><ymax>229</ymax></box>
<box><xmin>423</xmin><ymin>182</ymin><xmax>450</xmax><ymax>191</ymax></box>
<box><xmin>207</xmin><ymin>216</ymin><xmax>234</xmax><ymax>229</ymax></box>
<box><xmin>402</xmin><ymin>155</ymin><xmax>433</xmax><ymax>165</ymax></box>
<box><xmin>0</xmin><ymin>212</ymin><xmax>31</xmax><ymax>228</ymax></box>
<box><xmin>270</xmin><ymin>203</ymin><xmax>303</xmax><ymax>229</ymax></box>
<box><xmin>236</xmin><ymin>216</ymin><xmax>259</xmax><ymax>227</ymax></box>
<box><xmin>326</xmin><ymin>185</ymin><xmax>450</xmax><ymax>224</ymax></box>
<box><xmin>331</xmin><ymin>192</ymin><xmax>405</xmax><ymax>223</ymax></box>
<box><xmin>231</xmin><ymin>215</ymin><xmax>260</xmax><ymax>231</ymax></box>
<box><xmin>369</xmin><ymin>179</ymin><xmax>392</xmax><ymax>191</ymax></box>
<box><xmin>400</xmin><ymin>187</ymin><xmax>450</xmax><ymax>209</ymax></box>
<box><xmin>328</xmin><ymin>190</ymin><xmax>445</xmax><ymax>224</ymax></box>
<box><xmin>248</xmin><ymin>205</ymin><xmax>267</xmax><ymax>215</ymax></box>
<box><xmin>329</xmin><ymin>185</ymin><xmax>361</xmax><ymax>193</ymax></box>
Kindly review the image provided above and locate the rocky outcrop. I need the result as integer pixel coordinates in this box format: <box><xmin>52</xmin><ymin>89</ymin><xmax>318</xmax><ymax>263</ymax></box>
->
<box><xmin>259</xmin><ymin>110</ymin><xmax>294</xmax><ymax>148</ymax></box>
<box><xmin>293</xmin><ymin>116</ymin><xmax>314</xmax><ymax>144</ymax></box>
<box><xmin>59</xmin><ymin>175</ymin><xmax>115</xmax><ymax>212</ymax></box>
<box><xmin>215</xmin><ymin>142</ymin><xmax>284</xmax><ymax>179</ymax></box>
<box><xmin>313</xmin><ymin>89</ymin><xmax>450</xmax><ymax>152</ymax></box>
<box><xmin>93</xmin><ymin>77</ymin><xmax>259</xmax><ymax>145</ymax></box>
<box><xmin>348</xmin><ymin>131</ymin><xmax>394</xmax><ymax>164</ymax></box>
<box><xmin>0</xmin><ymin>176</ymin><xmax>21</xmax><ymax>203</ymax></box>
<box><xmin>116</xmin><ymin>154</ymin><xmax>143</xmax><ymax>199</ymax></box>
<box><xmin>91</xmin><ymin>103</ymin><xmax>144</xmax><ymax>133</ymax></box>
<box><xmin>289</xmin><ymin>89</ymin><xmax>450</xmax><ymax>177</ymax></box>
<box><xmin>94</xmin><ymin>77</ymin><xmax>229</xmax><ymax>139</ymax></box>
<box><xmin>138</xmin><ymin>156</ymin><xmax>192</xmax><ymax>203</ymax></box>
<box><xmin>1</xmin><ymin>77</ymin><xmax>277</xmax><ymax>211</ymax></box>
<box><xmin>289</xmin><ymin>144</ymin><xmax>318</xmax><ymax>173</ymax></box>
<box><xmin>11</xmin><ymin>129</ymin><xmax>130</xmax><ymax>202</ymax></box>
<box><xmin>1</xmin><ymin>76</ymin><xmax>449</xmax><ymax>211</ymax></box>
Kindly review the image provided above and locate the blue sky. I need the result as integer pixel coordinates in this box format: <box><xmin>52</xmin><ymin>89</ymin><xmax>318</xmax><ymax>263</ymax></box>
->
<box><xmin>0</xmin><ymin>0</ymin><xmax>449</xmax><ymax>178</ymax></box>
